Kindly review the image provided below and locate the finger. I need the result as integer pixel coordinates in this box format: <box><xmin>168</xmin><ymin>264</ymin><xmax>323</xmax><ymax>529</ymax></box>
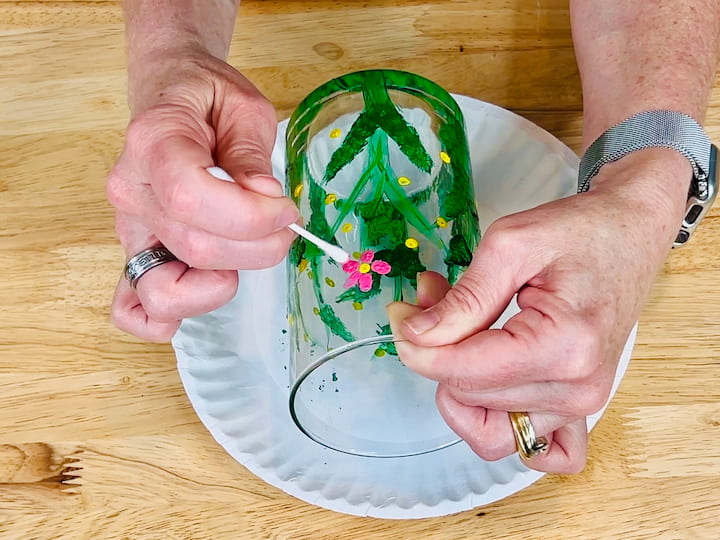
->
<box><xmin>521</xmin><ymin>418</ymin><xmax>588</xmax><ymax>474</ymax></box>
<box><xmin>444</xmin><ymin>381</ymin><xmax>572</xmax><ymax>414</ymax></box>
<box><xmin>111</xmin><ymin>276</ymin><xmax>181</xmax><ymax>342</ymax></box>
<box><xmin>416</xmin><ymin>271</ymin><xmax>451</xmax><ymax>308</ymax></box>
<box><xmin>152</xmin><ymin>150</ymin><xmax>300</xmax><ymax>239</ymax></box>
<box><xmin>154</xmin><ymin>218</ymin><xmax>296</xmax><ymax>270</ymax></box>
<box><xmin>113</xmin><ymin>193</ymin><xmax>296</xmax><ymax>270</ymax></box>
<box><xmin>436</xmin><ymin>385</ymin><xmax>573</xmax><ymax>461</ymax></box>
<box><xmin>389</xmin><ymin>303</ymin><xmax>556</xmax><ymax>389</ymax></box>
<box><xmin>444</xmin><ymin>361</ymin><xmax>615</xmax><ymax>417</ymax></box>
<box><xmin>111</xmin><ymin>214</ymin><xmax>239</xmax><ymax>339</ymax></box>
<box><xmin>400</xmin><ymin>225</ymin><xmax>543</xmax><ymax>347</ymax></box>
<box><xmin>213</xmin><ymin>96</ymin><xmax>285</xmax><ymax>199</ymax></box>
<box><xmin>109</xmin><ymin>158</ymin><xmax>295</xmax><ymax>244</ymax></box>
<box><xmin>116</xmin><ymin>107</ymin><xmax>298</xmax><ymax>239</ymax></box>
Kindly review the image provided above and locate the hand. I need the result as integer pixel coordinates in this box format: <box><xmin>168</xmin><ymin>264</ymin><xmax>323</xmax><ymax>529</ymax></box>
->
<box><xmin>388</xmin><ymin>148</ymin><xmax>691</xmax><ymax>473</ymax></box>
<box><xmin>107</xmin><ymin>51</ymin><xmax>299</xmax><ymax>341</ymax></box>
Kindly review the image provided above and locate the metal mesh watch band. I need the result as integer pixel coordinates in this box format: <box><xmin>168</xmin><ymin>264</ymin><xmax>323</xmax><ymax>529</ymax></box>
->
<box><xmin>578</xmin><ymin>110</ymin><xmax>712</xmax><ymax>193</ymax></box>
<box><xmin>578</xmin><ymin>110</ymin><xmax>718</xmax><ymax>246</ymax></box>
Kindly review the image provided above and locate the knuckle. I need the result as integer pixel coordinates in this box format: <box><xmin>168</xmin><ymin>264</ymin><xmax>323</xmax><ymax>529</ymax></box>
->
<box><xmin>471</xmin><ymin>437</ymin><xmax>508</xmax><ymax>462</ymax></box>
<box><xmin>558</xmin><ymin>320</ymin><xmax>603</xmax><ymax>381</ymax></box>
<box><xmin>110</xmin><ymin>302</ymin><xmax>130</xmax><ymax>331</ymax></box>
<box><xmin>176</xmin><ymin>237</ymin><xmax>215</xmax><ymax>269</ymax></box>
<box><xmin>444</xmin><ymin>373</ymin><xmax>479</xmax><ymax>394</ymax></box>
<box><xmin>236</xmin><ymin>92</ymin><xmax>275</xmax><ymax>121</ymax></box>
<box><xmin>570</xmin><ymin>383</ymin><xmax>611</xmax><ymax>416</ymax></box>
<box><xmin>482</xmin><ymin>217</ymin><xmax>521</xmax><ymax>257</ymax></box>
<box><xmin>141</xmin><ymin>287</ymin><xmax>178</xmax><ymax>323</ymax></box>
<box><xmin>442</xmin><ymin>279</ymin><xmax>486</xmax><ymax>317</ymax></box>
<box><xmin>164</xmin><ymin>178</ymin><xmax>198</xmax><ymax>222</ymax></box>
<box><xmin>106</xmin><ymin>169</ymin><xmax>130</xmax><ymax>209</ymax></box>
<box><xmin>235</xmin><ymin>203</ymin><xmax>267</xmax><ymax>235</ymax></box>
<box><xmin>563</xmin><ymin>457</ymin><xmax>587</xmax><ymax>475</ymax></box>
<box><xmin>125</xmin><ymin>113</ymin><xmax>157</xmax><ymax>157</ymax></box>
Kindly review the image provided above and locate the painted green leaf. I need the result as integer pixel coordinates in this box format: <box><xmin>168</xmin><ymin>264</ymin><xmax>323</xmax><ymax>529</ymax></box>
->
<box><xmin>378</xmin><ymin>108</ymin><xmax>433</xmax><ymax>174</ymax></box>
<box><xmin>357</xmin><ymin>198</ymin><xmax>406</xmax><ymax>245</ymax></box>
<box><xmin>382</xmin><ymin>169</ymin><xmax>445</xmax><ymax>249</ymax></box>
<box><xmin>324</xmin><ymin>112</ymin><xmax>377</xmax><ymax>183</ymax></box>
<box><xmin>289</xmin><ymin>237</ymin><xmax>306</xmax><ymax>266</ymax></box>
<box><xmin>318</xmin><ymin>305</ymin><xmax>355</xmax><ymax>342</ymax></box>
<box><xmin>306</xmin><ymin>179</ymin><xmax>337</xmax><ymax>251</ymax></box>
<box><xmin>445</xmin><ymin>234</ymin><xmax>474</xmax><ymax>267</ymax></box>
<box><xmin>360</xmin><ymin>71</ymin><xmax>433</xmax><ymax>174</ymax></box>
<box><xmin>375</xmin><ymin>245</ymin><xmax>426</xmax><ymax>284</ymax></box>
<box><xmin>328</xmin><ymin>161</ymin><xmax>378</xmax><ymax>235</ymax></box>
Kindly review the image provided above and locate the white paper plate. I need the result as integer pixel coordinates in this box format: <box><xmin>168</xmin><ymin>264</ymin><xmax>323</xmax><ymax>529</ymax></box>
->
<box><xmin>173</xmin><ymin>95</ymin><xmax>635</xmax><ymax>519</ymax></box>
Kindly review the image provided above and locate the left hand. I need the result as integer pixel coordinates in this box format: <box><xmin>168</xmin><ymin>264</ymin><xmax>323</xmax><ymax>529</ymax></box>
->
<box><xmin>388</xmin><ymin>148</ymin><xmax>691</xmax><ymax>473</ymax></box>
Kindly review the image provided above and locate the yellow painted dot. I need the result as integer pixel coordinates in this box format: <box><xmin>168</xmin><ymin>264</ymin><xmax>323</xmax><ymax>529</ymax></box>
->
<box><xmin>341</xmin><ymin>223</ymin><xmax>353</xmax><ymax>233</ymax></box>
<box><xmin>303</xmin><ymin>333</ymin><xmax>311</xmax><ymax>343</ymax></box>
<box><xmin>324</xmin><ymin>193</ymin><xmax>337</xmax><ymax>205</ymax></box>
<box><xmin>397</xmin><ymin>176</ymin><xmax>412</xmax><ymax>186</ymax></box>
<box><xmin>329</xmin><ymin>128</ymin><xmax>342</xmax><ymax>139</ymax></box>
<box><xmin>313</xmin><ymin>307</ymin><xmax>320</xmax><ymax>316</ymax></box>
<box><xmin>440</xmin><ymin>151</ymin><xmax>451</xmax><ymax>164</ymax></box>
<box><xmin>405</xmin><ymin>237</ymin><xmax>419</xmax><ymax>249</ymax></box>
<box><xmin>287</xmin><ymin>314</ymin><xmax>295</xmax><ymax>325</ymax></box>
<box><xmin>307</xmin><ymin>270</ymin><xmax>314</xmax><ymax>279</ymax></box>
<box><xmin>352</xmin><ymin>302</ymin><xmax>364</xmax><ymax>311</ymax></box>
<box><xmin>436</xmin><ymin>217</ymin><xmax>448</xmax><ymax>228</ymax></box>
<box><xmin>297</xmin><ymin>259</ymin><xmax>309</xmax><ymax>273</ymax></box>
<box><xmin>358</xmin><ymin>263</ymin><xmax>371</xmax><ymax>273</ymax></box>
<box><xmin>325</xmin><ymin>277</ymin><xmax>335</xmax><ymax>287</ymax></box>
<box><xmin>352</xmin><ymin>251</ymin><xmax>362</xmax><ymax>259</ymax></box>
<box><xmin>293</xmin><ymin>184</ymin><xmax>304</xmax><ymax>197</ymax></box>
<box><xmin>374</xmin><ymin>348</ymin><xmax>386</xmax><ymax>357</ymax></box>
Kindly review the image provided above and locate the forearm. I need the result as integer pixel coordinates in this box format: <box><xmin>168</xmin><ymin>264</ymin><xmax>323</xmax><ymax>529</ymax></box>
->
<box><xmin>123</xmin><ymin>0</ymin><xmax>240</xmax><ymax>113</ymax></box>
<box><xmin>571</xmin><ymin>0</ymin><xmax>720</xmax><ymax>149</ymax></box>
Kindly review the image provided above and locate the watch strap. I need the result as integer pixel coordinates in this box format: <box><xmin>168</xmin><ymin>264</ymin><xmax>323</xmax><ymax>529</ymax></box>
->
<box><xmin>578</xmin><ymin>110</ymin><xmax>713</xmax><ymax>193</ymax></box>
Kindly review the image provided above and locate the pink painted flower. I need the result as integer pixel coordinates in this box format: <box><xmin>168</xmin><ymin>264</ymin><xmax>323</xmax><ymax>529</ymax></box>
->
<box><xmin>341</xmin><ymin>250</ymin><xmax>391</xmax><ymax>292</ymax></box>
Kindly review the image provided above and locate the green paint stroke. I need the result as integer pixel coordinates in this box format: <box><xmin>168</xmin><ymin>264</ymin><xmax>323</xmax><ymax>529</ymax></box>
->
<box><xmin>323</xmin><ymin>71</ymin><xmax>433</xmax><ymax>183</ymax></box>
<box><xmin>286</xmin><ymin>69</ymin><xmax>481</xmax><ymax>347</ymax></box>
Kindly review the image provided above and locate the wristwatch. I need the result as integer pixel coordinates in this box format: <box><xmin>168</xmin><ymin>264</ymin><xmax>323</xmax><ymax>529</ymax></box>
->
<box><xmin>578</xmin><ymin>110</ymin><xmax>718</xmax><ymax>247</ymax></box>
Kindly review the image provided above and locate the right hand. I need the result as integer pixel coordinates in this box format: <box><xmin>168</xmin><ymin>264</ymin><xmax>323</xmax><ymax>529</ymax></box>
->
<box><xmin>107</xmin><ymin>51</ymin><xmax>299</xmax><ymax>341</ymax></box>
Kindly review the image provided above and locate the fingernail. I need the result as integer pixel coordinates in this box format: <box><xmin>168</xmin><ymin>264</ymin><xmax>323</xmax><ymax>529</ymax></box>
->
<box><xmin>275</xmin><ymin>206</ymin><xmax>300</xmax><ymax>230</ymax></box>
<box><xmin>405</xmin><ymin>309</ymin><xmax>440</xmax><ymax>335</ymax></box>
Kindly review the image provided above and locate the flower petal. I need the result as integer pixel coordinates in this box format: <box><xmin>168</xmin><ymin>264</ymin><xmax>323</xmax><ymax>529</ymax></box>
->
<box><xmin>371</xmin><ymin>260</ymin><xmax>391</xmax><ymax>275</ymax></box>
<box><xmin>358</xmin><ymin>273</ymin><xmax>373</xmax><ymax>292</ymax></box>
<box><xmin>360</xmin><ymin>250</ymin><xmax>375</xmax><ymax>263</ymax></box>
<box><xmin>342</xmin><ymin>260</ymin><xmax>359</xmax><ymax>273</ymax></box>
<box><xmin>344</xmin><ymin>271</ymin><xmax>362</xmax><ymax>289</ymax></box>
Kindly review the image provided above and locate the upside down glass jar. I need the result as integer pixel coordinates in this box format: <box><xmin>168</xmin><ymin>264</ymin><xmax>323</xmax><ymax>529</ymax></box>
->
<box><xmin>285</xmin><ymin>70</ymin><xmax>481</xmax><ymax>457</ymax></box>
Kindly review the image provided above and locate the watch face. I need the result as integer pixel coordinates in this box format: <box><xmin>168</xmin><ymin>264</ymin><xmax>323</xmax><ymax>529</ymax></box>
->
<box><xmin>675</xmin><ymin>144</ymin><xmax>718</xmax><ymax>247</ymax></box>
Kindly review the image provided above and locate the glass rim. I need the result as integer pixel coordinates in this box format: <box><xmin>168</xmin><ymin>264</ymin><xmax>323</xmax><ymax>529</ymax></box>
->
<box><xmin>286</xmin><ymin>69</ymin><xmax>465</xmax><ymax>151</ymax></box>
<box><xmin>288</xmin><ymin>334</ymin><xmax>462</xmax><ymax>458</ymax></box>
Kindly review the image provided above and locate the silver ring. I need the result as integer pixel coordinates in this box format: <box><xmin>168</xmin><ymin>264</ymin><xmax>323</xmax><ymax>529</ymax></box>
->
<box><xmin>124</xmin><ymin>246</ymin><xmax>178</xmax><ymax>289</ymax></box>
<box><xmin>508</xmin><ymin>411</ymin><xmax>549</xmax><ymax>461</ymax></box>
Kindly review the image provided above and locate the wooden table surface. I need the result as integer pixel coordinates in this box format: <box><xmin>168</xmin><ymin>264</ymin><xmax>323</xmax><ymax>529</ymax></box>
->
<box><xmin>2</xmin><ymin>1</ymin><xmax>719</xmax><ymax>538</ymax></box>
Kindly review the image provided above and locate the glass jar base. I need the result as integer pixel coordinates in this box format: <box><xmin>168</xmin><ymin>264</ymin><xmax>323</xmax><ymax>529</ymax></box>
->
<box><xmin>289</xmin><ymin>335</ymin><xmax>461</xmax><ymax>458</ymax></box>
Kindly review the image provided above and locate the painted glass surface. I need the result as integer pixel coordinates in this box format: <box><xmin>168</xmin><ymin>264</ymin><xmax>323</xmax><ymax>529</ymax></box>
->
<box><xmin>286</xmin><ymin>70</ymin><xmax>480</xmax><ymax>457</ymax></box>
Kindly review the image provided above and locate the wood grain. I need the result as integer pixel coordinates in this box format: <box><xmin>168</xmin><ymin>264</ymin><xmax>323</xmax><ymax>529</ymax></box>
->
<box><xmin>1</xmin><ymin>1</ymin><xmax>719</xmax><ymax>538</ymax></box>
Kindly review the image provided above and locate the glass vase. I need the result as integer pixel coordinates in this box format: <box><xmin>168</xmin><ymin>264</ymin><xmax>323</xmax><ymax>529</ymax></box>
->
<box><xmin>286</xmin><ymin>69</ymin><xmax>480</xmax><ymax>457</ymax></box>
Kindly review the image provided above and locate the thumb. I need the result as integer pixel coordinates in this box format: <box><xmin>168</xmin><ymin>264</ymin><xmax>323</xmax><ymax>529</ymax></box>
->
<box><xmin>215</xmin><ymin>97</ymin><xmax>285</xmax><ymax>198</ymax></box>
<box><xmin>400</xmin><ymin>240</ymin><xmax>530</xmax><ymax>346</ymax></box>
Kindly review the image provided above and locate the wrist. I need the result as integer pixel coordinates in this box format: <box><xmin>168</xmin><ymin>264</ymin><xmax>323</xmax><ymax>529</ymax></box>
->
<box><xmin>587</xmin><ymin>148</ymin><xmax>693</xmax><ymax>245</ymax></box>
<box><xmin>127</xmin><ymin>47</ymin><xmax>212</xmax><ymax>115</ymax></box>
<box><xmin>123</xmin><ymin>0</ymin><xmax>239</xmax><ymax>114</ymax></box>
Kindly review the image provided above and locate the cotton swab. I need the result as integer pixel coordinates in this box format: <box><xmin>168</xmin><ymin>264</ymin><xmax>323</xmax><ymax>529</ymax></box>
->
<box><xmin>205</xmin><ymin>166</ymin><xmax>351</xmax><ymax>264</ymax></box>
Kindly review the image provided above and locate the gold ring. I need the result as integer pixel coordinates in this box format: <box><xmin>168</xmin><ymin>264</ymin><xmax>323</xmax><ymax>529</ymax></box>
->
<box><xmin>508</xmin><ymin>411</ymin><xmax>549</xmax><ymax>461</ymax></box>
